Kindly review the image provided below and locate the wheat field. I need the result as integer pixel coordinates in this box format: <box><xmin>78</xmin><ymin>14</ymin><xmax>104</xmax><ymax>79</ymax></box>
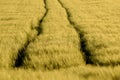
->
<box><xmin>1</xmin><ymin>0</ymin><xmax>120</xmax><ymax>80</ymax></box>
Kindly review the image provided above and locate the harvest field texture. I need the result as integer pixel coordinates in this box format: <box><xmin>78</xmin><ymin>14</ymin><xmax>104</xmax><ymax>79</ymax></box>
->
<box><xmin>1</xmin><ymin>0</ymin><xmax>120</xmax><ymax>80</ymax></box>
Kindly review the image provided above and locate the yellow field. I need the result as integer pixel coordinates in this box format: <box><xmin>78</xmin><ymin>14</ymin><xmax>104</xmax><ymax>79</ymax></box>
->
<box><xmin>59</xmin><ymin>0</ymin><xmax>120</xmax><ymax>65</ymax></box>
<box><xmin>1</xmin><ymin>0</ymin><xmax>120</xmax><ymax>79</ymax></box>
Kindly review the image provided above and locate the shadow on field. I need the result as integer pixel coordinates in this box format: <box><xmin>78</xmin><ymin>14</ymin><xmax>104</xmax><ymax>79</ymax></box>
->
<box><xmin>14</xmin><ymin>23</ymin><xmax>43</xmax><ymax>68</ymax></box>
<box><xmin>35</xmin><ymin>25</ymin><xmax>43</xmax><ymax>35</ymax></box>
<box><xmin>79</xmin><ymin>32</ymin><xmax>93</xmax><ymax>64</ymax></box>
<box><xmin>14</xmin><ymin>45</ymin><xmax>28</xmax><ymax>67</ymax></box>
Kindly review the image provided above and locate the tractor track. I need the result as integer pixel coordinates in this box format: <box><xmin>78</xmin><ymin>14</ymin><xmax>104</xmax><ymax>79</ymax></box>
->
<box><xmin>57</xmin><ymin>0</ymin><xmax>93</xmax><ymax>65</ymax></box>
<box><xmin>14</xmin><ymin>0</ymin><xmax>48</xmax><ymax>67</ymax></box>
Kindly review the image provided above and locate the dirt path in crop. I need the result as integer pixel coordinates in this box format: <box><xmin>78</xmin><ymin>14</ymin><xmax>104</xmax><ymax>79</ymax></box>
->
<box><xmin>16</xmin><ymin>0</ymin><xmax>85</xmax><ymax>70</ymax></box>
<box><xmin>57</xmin><ymin>0</ymin><xmax>92</xmax><ymax>64</ymax></box>
<box><xmin>14</xmin><ymin>0</ymin><xmax>48</xmax><ymax>67</ymax></box>
<box><xmin>0</xmin><ymin>0</ymin><xmax>46</xmax><ymax>68</ymax></box>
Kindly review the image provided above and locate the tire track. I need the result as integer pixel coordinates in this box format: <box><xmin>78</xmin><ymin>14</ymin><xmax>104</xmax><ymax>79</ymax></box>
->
<box><xmin>21</xmin><ymin>0</ymin><xmax>85</xmax><ymax>70</ymax></box>
<box><xmin>35</xmin><ymin>0</ymin><xmax>48</xmax><ymax>36</ymax></box>
<box><xmin>57</xmin><ymin>0</ymin><xmax>93</xmax><ymax>64</ymax></box>
<box><xmin>14</xmin><ymin>0</ymin><xmax>48</xmax><ymax>67</ymax></box>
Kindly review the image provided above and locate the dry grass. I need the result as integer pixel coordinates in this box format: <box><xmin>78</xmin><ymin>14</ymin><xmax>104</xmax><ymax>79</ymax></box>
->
<box><xmin>59</xmin><ymin>0</ymin><xmax>120</xmax><ymax>65</ymax></box>
<box><xmin>0</xmin><ymin>0</ymin><xmax>45</xmax><ymax>68</ymax></box>
<box><xmin>0</xmin><ymin>66</ymin><xmax>120</xmax><ymax>80</ymax></box>
<box><xmin>1</xmin><ymin>0</ymin><xmax>120</xmax><ymax>79</ymax></box>
<box><xmin>23</xmin><ymin>0</ymin><xmax>84</xmax><ymax>70</ymax></box>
